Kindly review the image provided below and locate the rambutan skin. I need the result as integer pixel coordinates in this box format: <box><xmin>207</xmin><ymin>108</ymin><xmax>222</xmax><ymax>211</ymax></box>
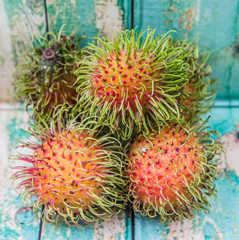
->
<box><xmin>75</xmin><ymin>29</ymin><xmax>193</xmax><ymax>138</ymax></box>
<box><xmin>11</xmin><ymin>118</ymin><xmax>127</xmax><ymax>227</ymax></box>
<box><xmin>127</xmin><ymin>123</ymin><xmax>224</xmax><ymax>222</ymax></box>
<box><xmin>174</xmin><ymin>40</ymin><xmax>217</xmax><ymax>120</ymax></box>
<box><xmin>90</xmin><ymin>49</ymin><xmax>160</xmax><ymax>113</ymax></box>
<box><xmin>14</xmin><ymin>30</ymin><xmax>84</xmax><ymax>117</ymax></box>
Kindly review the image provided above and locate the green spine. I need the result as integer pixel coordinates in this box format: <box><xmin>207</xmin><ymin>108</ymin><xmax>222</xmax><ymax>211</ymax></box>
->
<box><xmin>14</xmin><ymin>26</ymin><xmax>84</xmax><ymax>118</ymax></box>
<box><xmin>127</xmin><ymin>120</ymin><xmax>225</xmax><ymax>222</ymax></box>
<box><xmin>75</xmin><ymin>28</ymin><xmax>195</xmax><ymax>139</ymax></box>
<box><xmin>11</xmin><ymin>113</ymin><xmax>127</xmax><ymax>227</ymax></box>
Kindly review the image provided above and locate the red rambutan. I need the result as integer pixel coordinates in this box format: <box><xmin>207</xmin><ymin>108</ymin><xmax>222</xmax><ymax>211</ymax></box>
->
<box><xmin>75</xmin><ymin>29</ymin><xmax>192</xmax><ymax>138</ymax></box>
<box><xmin>12</xmin><ymin>118</ymin><xmax>126</xmax><ymax>227</ymax></box>
<box><xmin>127</xmin><ymin>123</ymin><xmax>224</xmax><ymax>221</ymax></box>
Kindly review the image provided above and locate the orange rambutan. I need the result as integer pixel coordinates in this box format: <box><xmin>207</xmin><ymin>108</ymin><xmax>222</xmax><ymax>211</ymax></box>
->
<box><xmin>75</xmin><ymin>29</ymin><xmax>192</xmax><ymax>138</ymax></box>
<box><xmin>174</xmin><ymin>40</ymin><xmax>217</xmax><ymax>119</ymax></box>
<box><xmin>14</xmin><ymin>29</ymin><xmax>84</xmax><ymax>118</ymax></box>
<box><xmin>12</xmin><ymin>118</ymin><xmax>126</xmax><ymax>227</ymax></box>
<box><xmin>127</xmin><ymin>123</ymin><xmax>224</xmax><ymax>221</ymax></box>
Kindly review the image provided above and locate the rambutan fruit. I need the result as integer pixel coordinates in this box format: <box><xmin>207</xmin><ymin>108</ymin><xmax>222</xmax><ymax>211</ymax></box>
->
<box><xmin>175</xmin><ymin>40</ymin><xmax>217</xmax><ymax>119</ymax></box>
<box><xmin>11</xmin><ymin>117</ymin><xmax>127</xmax><ymax>227</ymax></box>
<box><xmin>14</xmin><ymin>28</ymin><xmax>84</xmax><ymax>117</ymax></box>
<box><xmin>127</xmin><ymin>122</ymin><xmax>224</xmax><ymax>222</ymax></box>
<box><xmin>75</xmin><ymin>29</ymin><xmax>192</xmax><ymax>138</ymax></box>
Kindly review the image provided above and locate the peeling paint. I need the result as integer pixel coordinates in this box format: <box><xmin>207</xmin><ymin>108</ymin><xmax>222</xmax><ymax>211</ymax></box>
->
<box><xmin>47</xmin><ymin>0</ymin><xmax>99</xmax><ymax>47</ymax></box>
<box><xmin>219</xmin><ymin>123</ymin><xmax>239</xmax><ymax>176</ymax></box>
<box><xmin>195</xmin><ymin>0</ymin><xmax>200</xmax><ymax>22</ymax></box>
<box><xmin>0</xmin><ymin>1</ymin><xmax>15</xmax><ymax>102</ymax></box>
<box><xmin>93</xmin><ymin>211</ymin><xmax>126</xmax><ymax>240</ymax></box>
<box><xmin>179</xmin><ymin>8</ymin><xmax>195</xmax><ymax>31</ymax></box>
<box><xmin>167</xmin><ymin>216</ymin><xmax>222</xmax><ymax>240</ymax></box>
<box><xmin>0</xmin><ymin>0</ymin><xmax>45</xmax><ymax>102</ymax></box>
<box><xmin>95</xmin><ymin>0</ymin><xmax>123</xmax><ymax>39</ymax></box>
<box><xmin>0</xmin><ymin>105</ymin><xmax>40</xmax><ymax>239</ymax></box>
<box><xmin>167</xmin><ymin>217</ymin><xmax>204</xmax><ymax>239</ymax></box>
<box><xmin>4</xmin><ymin>0</ymin><xmax>44</xmax><ymax>64</ymax></box>
<box><xmin>169</xmin><ymin>5</ymin><xmax>177</xmax><ymax>13</ymax></box>
<box><xmin>202</xmin><ymin>217</ymin><xmax>223</xmax><ymax>240</ymax></box>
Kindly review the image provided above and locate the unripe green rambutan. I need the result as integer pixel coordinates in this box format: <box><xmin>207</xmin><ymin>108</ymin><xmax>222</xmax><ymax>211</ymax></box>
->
<box><xmin>11</xmin><ymin>117</ymin><xmax>126</xmax><ymax>227</ymax></box>
<box><xmin>127</xmin><ymin>122</ymin><xmax>224</xmax><ymax>222</ymax></box>
<box><xmin>175</xmin><ymin>40</ymin><xmax>217</xmax><ymax>119</ymax></box>
<box><xmin>75</xmin><ymin>29</ymin><xmax>193</xmax><ymax>139</ymax></box>
<box><xmin>14</xmin><ymin>28</ymin><xmax>84</xmax><ymax>117</ymax></box>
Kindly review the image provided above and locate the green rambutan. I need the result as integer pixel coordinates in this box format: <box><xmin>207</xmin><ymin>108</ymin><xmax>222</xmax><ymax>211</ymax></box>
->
<box><xmin>14</xmin><ymin>28</ymin><xmax>84</xmax><ymax>117</ymax></box>
<box><xmin>127</xmin><ymin>122</ymin><xmax>224</xmax><ymax>222</ymax></box>
<box><xmin>175</xmin><ymin>40</ymin><xmax>217</xmax><ymax>119</ymax></box>
<box><xmin>75</xmin><ymin>29</ymin><xmax>193</xmax><ymax>138</ymax></box>
<box><xmin>11</xmin><ymin>117</ymin><xmax>126</xmax><ymax>227</ymax></box>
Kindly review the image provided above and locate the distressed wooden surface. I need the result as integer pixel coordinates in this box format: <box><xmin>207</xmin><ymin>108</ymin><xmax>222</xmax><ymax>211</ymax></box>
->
<box><xmin>133</xmin><ymin>0</ymin><xmax>239</xmax><ymax>100</ymax></box>
<box><xmin>47</xmin><ymin>0</ymin><xmax>123</xmax><ymax>40</ymax></box>
<box><xmin>40</xmin><ymin>211</ymin><xmax>132</xmax><ymax>240</ymax></box>
<box><xmin>0</xmin><ymin>104</ymin><xmax>40</xmax><ymax>240</ymax></box>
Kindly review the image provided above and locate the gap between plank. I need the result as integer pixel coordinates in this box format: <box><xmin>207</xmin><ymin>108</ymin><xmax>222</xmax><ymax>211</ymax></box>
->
<box><xmin>213</xmin><ymin>105</ymin><xmax>239</xmax><ymax>108</ymax></box>
<box><xmin>38</xmin><ymin>205</ymin><xmax>45</xmax><ymax>240</ymax></box>
<box><xmin>37</xmin><ymin>0</ymin><xmax>48</xmax><ymax>237</ymax></box>
<box><xmin>43</xmin><ymin>0</ymin><xmax>49</xmax><ymax>37</ymax></box>
<box><xmin>131</xmin><ymin>0</ymin><xmax>134</xmax><ymax>28</ymax></box>
<box><xmin>131</xmin><ymin>209</ymin><xmax>135</xmax><ymax>240</ymax></box>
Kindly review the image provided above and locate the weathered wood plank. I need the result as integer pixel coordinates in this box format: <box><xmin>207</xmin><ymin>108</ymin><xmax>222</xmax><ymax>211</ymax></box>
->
<box><xmin>134</xmin><ymin>104</ymin><xmax>239</xmax><ymax>240</ymax></box>
<box><xmin>41</xmin><ymin>211</ymin><xmax>132</xmax><ymax>240</ymax></box>
<box><xmin>133</xmin><ymin>0</ymin><xmax>239</xmax><ymax>99</ymax></box>
<box><xmin>47</xmin><ymin>0</ymin><xmax>123</xmax><ymax>44</ymax></box>
<box><xmin>0</xmin><ymin>104</ymin><xmax>41</xmax><ymax>240</ymax></box>
<box><xmin>117</xmin><ymin>0</ymin><xmax>132</xmax><ymax>29</ymax></box>
<box><xmin>0</xmin><ymin>0</ymin><xmax>46</xmax><ymax>102</ymax></box>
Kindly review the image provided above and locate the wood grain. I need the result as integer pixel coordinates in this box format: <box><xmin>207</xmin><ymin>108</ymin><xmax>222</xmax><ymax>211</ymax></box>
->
<box><xmin>47</xmin><ymin>0</ymin><xmax>123</xmax><ymax>45</ymax></box>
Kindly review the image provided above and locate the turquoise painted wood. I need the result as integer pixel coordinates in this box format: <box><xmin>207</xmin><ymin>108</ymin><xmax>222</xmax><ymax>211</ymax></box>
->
<box><xmin>41</xmin><ymin>211</ymin><xmax>132</xmax><ymax>240</ymax></box>
<box><xmin>133</xmin><ymin>0</ymin><xmax>239</xmax><ymax>100</ymax></box>
<box><xmin>117</xmin><ymin>0</ymin><xmax>133</xmax><ymax>29</ymax></box>
<box><xmin>0</xmin><ymin>104</ymin><xmax>41</xmax><ymax>240</ymax></box>
<box><xmin>46</xmin><ymin>0</ymin><xmax>99</xmax><ymax>47</ymax></box>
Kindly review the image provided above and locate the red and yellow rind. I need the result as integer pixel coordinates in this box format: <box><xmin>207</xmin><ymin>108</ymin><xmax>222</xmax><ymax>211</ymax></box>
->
<box><xmin>91</xmin><ymin>50</ymin><xmax>160</xmax><ymax>112</ymax></box>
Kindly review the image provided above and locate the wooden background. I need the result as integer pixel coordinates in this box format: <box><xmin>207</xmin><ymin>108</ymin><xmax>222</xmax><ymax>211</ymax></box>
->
<box><xmin>0</xmin><ymin>0</ymin><xmax>239</xmax><ymax>239</ymax></box>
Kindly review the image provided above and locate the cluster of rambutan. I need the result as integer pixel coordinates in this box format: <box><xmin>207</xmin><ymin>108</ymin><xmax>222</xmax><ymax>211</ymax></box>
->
<box><xmin>12</xmin><ymin>28</ymin><xmax>224</xmax><ymax>227</ymax></box>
